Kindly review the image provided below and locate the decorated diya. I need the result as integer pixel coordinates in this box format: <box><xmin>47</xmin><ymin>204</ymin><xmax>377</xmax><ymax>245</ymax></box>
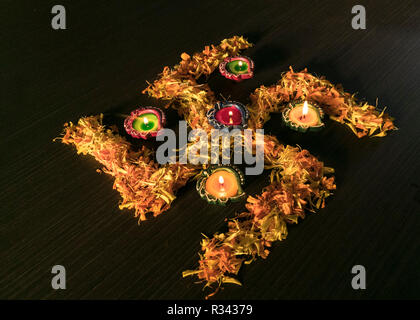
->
<box><xmin>282</xmin><ymin>100</ymin><xmax>325</xmax><ymax>132</ymax></box>
<box><xmin>124</xmin><ymin>107</ymin><xmax>166</xmax><ymax>139</ymax></box>
<box><xmin>219</xmin><ymin>56</ymin><xmax>254</xmax><ymax>81</ymax></box>
<box><xmin>207</xmin><ymin>101</ymin><xmax>249</xmax><ymax>130</ymax></box>
<box><xmin>196</xmin><ymin>165</ymin><xmax>245</xmax><ymax>205</ymax></box>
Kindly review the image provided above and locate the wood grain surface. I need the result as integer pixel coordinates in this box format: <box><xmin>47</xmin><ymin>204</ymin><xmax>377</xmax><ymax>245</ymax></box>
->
<box><xmin>1</xmin><ymin>0</ymin><xmax>419</xmax><ymax>299</ymax></box>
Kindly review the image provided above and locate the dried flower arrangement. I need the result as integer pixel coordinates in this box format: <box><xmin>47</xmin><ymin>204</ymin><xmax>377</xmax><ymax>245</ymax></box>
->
<box><xmin>57</xmin><ymin>115</ymin><xmax>197</xmax><ymax>221</ymax></box>
<box><xmin>57</xmin><ymin>36</ymin><xmax>396</xmax><ymax>298</ymax></box>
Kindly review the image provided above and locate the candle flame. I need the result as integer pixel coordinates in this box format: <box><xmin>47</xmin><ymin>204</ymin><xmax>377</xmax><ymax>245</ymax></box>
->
<box><xmin>143</xmin><ymin>117</ymin><xmax>149</xmax><ymax>124</ymax></box>
<box><xmin>238</xmin><ymin>60</ymin><xmax>243</xmax><ymax>67</ymax></box>
<box><xmin>218</xmin><ymin>175</ymin><xmax>224</xmax><ymax>185</ymax></box>
<box><xmin>228</xmin><ymin>110</ymin><xmax>233</xmax><ymax>124</ymax></box>
<box><xmin>218</xmin><ymin>175</ymin><xmax>225</xmax><ymax>193</ymax></box>
<box><xmin>302</xmin><ymin>101</ymin><xmax>309</xmax><ymax>117</ymax></box>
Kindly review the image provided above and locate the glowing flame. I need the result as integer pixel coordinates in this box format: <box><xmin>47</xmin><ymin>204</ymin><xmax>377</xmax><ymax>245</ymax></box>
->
<box><xmin>302</xmin><ymin>101</ymin><xmax>309</xmax><ymax>117</ymax></box>
<box><xmin>143</xmin><ymin>117</ymin><xmax>149</xmax><ymax>124</ymax></box>
<box><xmin>218</xmin><ymin>175</ymin><xmax>225</xmax><ymax>185</ymax></box>
<box><xmin>228</xmin><ymin>110</ymin><xmax>233</xmax><ymax>124</ymax></box>
<box><xmin>238</xmin><ymin>60</ymin><xmax>243</xmax><ymax>67</ymax></box>
<box><xmin>218</xmin><ymin>175</ymin><xmax>225</xmax><ymax>192</ymax></box>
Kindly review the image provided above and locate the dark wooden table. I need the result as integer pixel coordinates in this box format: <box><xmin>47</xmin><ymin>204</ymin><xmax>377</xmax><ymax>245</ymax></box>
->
<box><xmin>1</xmin><ymin>0</ymin><xmax>419</xmax><ymax>300</ymax></box>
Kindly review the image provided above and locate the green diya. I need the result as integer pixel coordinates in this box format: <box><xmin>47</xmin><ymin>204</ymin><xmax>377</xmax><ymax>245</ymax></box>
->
<box><xmin>196</xmin><ymin>165</ymin><xmax>245</xmax><ymax>205</ymax></box>
<box><xmin>124</xmin><ymin>107</ymin><xmax>166</xmax><ymax>139</ymax></box>
<box><xmin>282</xmin><ymin>100</ymin><xmax>325</xmax><ymax>132</ymax></box>
<box><xmin>219</xmin><ymin>56</ymin><xmax>254</xmax><ymax>81</ymax></box>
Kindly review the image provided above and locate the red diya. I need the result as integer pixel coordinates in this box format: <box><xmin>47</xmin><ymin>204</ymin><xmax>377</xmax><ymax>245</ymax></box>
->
<box><xmin>219</xmin><ymin>56</ymin><xmax>254</xmax><ymax>81</ymax></box>
<box><xmin>124</xmin><ymin>107</ymin><xmax>166</xmax><ymax>139</ymax></box>
<box><xmin>282</xmin><ymin>100</ymin><xmax>325</xmax><ymax>132</ymax></box>
<box><xmin>207</xmin><ymin>101</ymin><xmax>249</xmax><ymax>130</ymax></box>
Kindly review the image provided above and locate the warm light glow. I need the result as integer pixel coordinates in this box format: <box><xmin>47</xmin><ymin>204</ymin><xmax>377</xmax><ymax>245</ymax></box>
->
<box><xmin>302</xmin><ymin>101</ymin><xmax>309</xmax><ymax>117</ymax></box>
<box><xmin>143</xmin><ymin>117</ymin><xmax>149</xmax><ymax>124</ymax></box>
<box><xmin>238</xmin><ymin>60</ymin><xmax>243</xmax><ymax>67</ymax></box>
<box><xmin>228</xmin><ymin>110</ymin><xmax>233</xmax><ymax>124</ymax></box>
<box><xmin>218</xmin><ymin>175</ymin><xmax>225</xmax><ymax>185</ymax></box>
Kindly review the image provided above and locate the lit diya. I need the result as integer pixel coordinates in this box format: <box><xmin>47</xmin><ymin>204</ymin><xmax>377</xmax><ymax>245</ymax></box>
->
<box><xmin>219</xmin><ymin>56</ymin><xmax>254</xmax><ymax>81</ymax></box>
<box><xmin>282</xmin><ymin>100</ymin><xmax>325</xmax><ymax>132</ymax></box>
<box><xmin>207</xmin><ymin>101</ymin><xmax>249</xmax><ymax>130</ymax></box>
<box><xmin>196</xmin><ymin>165</ymin><xmax>245</xmax><ymax>205</ymax></box>
<box><xmin>124</xmin><ymin>107</ymin><xmax>166</xmax><ymax>139</ymax></box>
